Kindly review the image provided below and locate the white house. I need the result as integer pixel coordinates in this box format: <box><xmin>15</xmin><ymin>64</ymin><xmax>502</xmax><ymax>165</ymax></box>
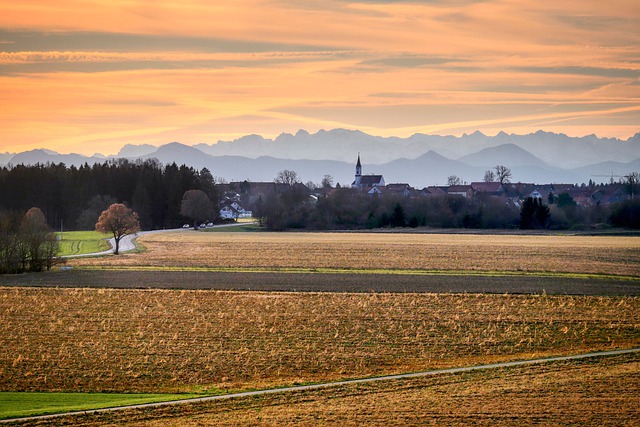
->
<box><xmin>529</xmin><ymin>190</ymin><xmax>543</xmax><ymax>199</ymax></box>
<box><xmin>219</xmin><ymin>200</ymin><xmax>252</xmax><ymax>220</ymax></box>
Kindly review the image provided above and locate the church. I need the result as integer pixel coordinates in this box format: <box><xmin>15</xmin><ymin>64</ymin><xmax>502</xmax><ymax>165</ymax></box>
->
<box><xmin>351</xmin><ymin>154</ymin><xmax>385</xmax><ymax>189</ymax></box>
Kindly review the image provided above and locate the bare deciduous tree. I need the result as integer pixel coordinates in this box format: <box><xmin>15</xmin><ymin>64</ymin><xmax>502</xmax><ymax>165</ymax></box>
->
<box><xmin>494</xmin><ymin>165</ymin><xmax>512</xmax><ymax>185</ymax></box>
<box><xmin>447</xmin><ymin>175</ymin><xmax>462</xmax><ymax>186</ymax></box>
<box><xmin>0</xmin><ymin>208</ymin><xmax>58</xmax><ymax>273</ymax></box>
<box><xmin>20</xmin><ymin>207</ymin><xmax>58</xmax><ymax>272</ymax></box>
<box><xmin>624</xmin><ymin>172</ymin><xmax>639</xmax><ymax>199</ymax></box>
<box><xmin>483</xmin><ymin>170</ymin><xmax>496</xmax><ymax>182</ymax></box>
<box><xmin>274</xmin><ymin>170</ymin><xmax>300</xmax><ymax>186</ymax></box>
<box><xmin>321</xmin><ymin>174</ymin><xmax>334</xmax><ymax>188</ymax></box>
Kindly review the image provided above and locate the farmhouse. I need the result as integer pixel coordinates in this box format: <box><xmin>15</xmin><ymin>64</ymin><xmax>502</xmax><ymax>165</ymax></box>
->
<box><xmin>219</xmin><ymin>199</ymin><xmax>252</xmax><ymax>220</ymax></box>
<box><xmin>471</xmin><ymin>182</ymin><xmax>504</xmax><ymax>196</ymax></box>
<box><xmin>447</xmin><ymin>185</ymin><xmax>474</xmax><ymax>199</ymax></box>
<box><xmin>419</xmin><ymin>186</ymin><xmax>447</xmax><ymax>197</ymax></box>
<box><xmin>384</xmin><ymin>183</ymin><xmax>413</xmax><ymax>197</ymax></box>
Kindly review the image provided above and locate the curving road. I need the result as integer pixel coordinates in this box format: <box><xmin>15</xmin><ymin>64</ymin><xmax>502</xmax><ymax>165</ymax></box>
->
<box><xmin>62</xmin><ymin>229</ymin><xmax>184</xmax><ymax>258</ymax></box>
<box><xmin>63</xmin><ymin>222</ymin><xmax>256</xmax><ymax>258</ymax></box>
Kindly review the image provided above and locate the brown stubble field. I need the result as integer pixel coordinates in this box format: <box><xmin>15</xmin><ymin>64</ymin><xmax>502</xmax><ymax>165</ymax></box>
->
<box><xmin>14</xmin><ymin>353</ymin><xmax>640</xmax><ymax>426</ymax></box>
<box><xmin>1</xmin><ymin>287</ymin><xmax>638</xmax><ymax>395</ymax></box>
<box><xmin>66</xmin><ymin>232</ymin><xmax>640</xmax><ymax>277</ymax></box>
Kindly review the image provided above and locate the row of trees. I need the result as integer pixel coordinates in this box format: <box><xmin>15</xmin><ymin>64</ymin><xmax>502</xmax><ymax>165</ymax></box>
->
<box><xmin>257</xmin><ymin>188</ymin><xmax>520</xmax><ymax>230</ymax></box>
<box><xmin>257</xmin><ymin>186</ymin><xmax>639</xmax><ymax>231</ymax></box>
<box><xmin>0</xmin><ymin>208</ymin><xmax>59</xmax><ymax>273</ymax></box>
<box><xmin>0</xmin><ymin>160</ymin><xmax>218</xmax><ymax>231</ymax></box>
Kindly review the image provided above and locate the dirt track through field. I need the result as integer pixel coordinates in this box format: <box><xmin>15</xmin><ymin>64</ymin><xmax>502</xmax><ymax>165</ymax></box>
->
<box><xmin>0</xmin><ymin>270</ymin><xmax>638</xmax><ymax>295</ymax></box>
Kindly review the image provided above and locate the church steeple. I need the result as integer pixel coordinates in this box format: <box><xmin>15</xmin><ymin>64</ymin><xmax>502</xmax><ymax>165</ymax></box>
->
<box><xmin>351</xmin><ymin>153</ymin><xmax>385</xmax><ymax>189</ymax></box>
<box><xmin>353</xmin><ymin>153</ymin><xmax>362</xmax><ymax>188</ymax></box>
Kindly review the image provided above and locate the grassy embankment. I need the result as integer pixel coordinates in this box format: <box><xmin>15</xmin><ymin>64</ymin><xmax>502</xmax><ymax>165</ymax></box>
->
<box><xmin>56</xmin><ymin>231</ymin><xmax>111</xmax><ymax>256</ymax></box>
<box><xmin>0</xmin><ymin>392</ymin><xmax>200</xmax><ymax>420</ymax></box>
<box><xmin>202</xmin><ymin>222</ymin><xmax>262</xmax><ymax>233</ymax></box>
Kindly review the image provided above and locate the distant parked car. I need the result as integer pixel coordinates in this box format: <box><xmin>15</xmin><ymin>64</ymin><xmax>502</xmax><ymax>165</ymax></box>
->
<box><xmin>199</xmin><ymin>223</ymin><xmax>206</xmax><ymax>229</ymax></box>
<box><xmin>206</xmin><ymin>222</ymin><xmax>214</xmax><ymax>228</ymax></box>
<box><xmin>182</xmin><ymin>224</ymin><xmax>190</xmax><ymax>228</ymax></box>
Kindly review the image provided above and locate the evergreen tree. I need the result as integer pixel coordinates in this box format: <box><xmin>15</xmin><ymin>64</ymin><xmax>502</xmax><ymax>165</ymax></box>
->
<box><xmin>520</xmin><ymin>197</ymin><xmax>550</xmax><ymax>229</ymax></box>
<box><xmin>390</xmin><ymin>202</ymin><xmax>406</xmax><ymax>227</ymax></box>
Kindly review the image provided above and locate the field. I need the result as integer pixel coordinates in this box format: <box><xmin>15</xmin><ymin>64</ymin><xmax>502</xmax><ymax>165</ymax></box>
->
<box><xmin>9</xmin><ymin>353</ymin><xmax>639</xmax><ymax>426</ymax></box>
<box><xmin>2</xmin><ymin>231</ymin><xmax>639</xmax><ymax>424</ymax></box>
<box><xmin>56</xmin><ymin>231</ymin><xmax>110</xmax><ymax>256</ymax></box>
<box><xmin>2</xmin><ymin>269</ymin><xmax>638</xmax><ymax>295</ymax></box>
<box><xmin>1</xmin><ymin>287</ymin><xmax>638</xmax><ymax>396</ymax></box>
<box><xmin>66</xmin><ymin>231</ymin><xmax>640</xmax><ymax>277</ymax></box>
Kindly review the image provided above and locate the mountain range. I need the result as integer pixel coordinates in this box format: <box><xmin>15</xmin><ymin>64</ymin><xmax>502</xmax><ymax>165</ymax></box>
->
<box><xmin>3</xmin><ymin>129</ymin><xmax>639</xmax><ymax>188</ymax></box>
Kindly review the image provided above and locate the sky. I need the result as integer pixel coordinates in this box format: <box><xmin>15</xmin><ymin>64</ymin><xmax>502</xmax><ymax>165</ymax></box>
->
<box><xmin>1</xmin><ymin>0</ymin><xmax>639</xmax><ymax>156</ymax></box>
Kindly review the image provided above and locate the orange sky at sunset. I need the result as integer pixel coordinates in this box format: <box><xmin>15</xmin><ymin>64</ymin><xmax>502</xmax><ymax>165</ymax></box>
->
<box><xmin>1</xmin><ymin>1</ymin><xmax>639</xmax><ymax>155</ymax></box>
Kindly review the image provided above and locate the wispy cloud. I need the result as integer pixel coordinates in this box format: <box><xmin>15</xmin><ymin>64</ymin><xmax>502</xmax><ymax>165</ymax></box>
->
<box><xmin>0</xmin><ymin>50</ymin><xmax>357</xmax><ymax>63</ymax></box>
<box><xmin>0</xmin><ymin>29</ymin><xmax>337</xmax><ymax>53</ymax></box>
<box><xmin>0</xmin><ymin>0</ymin><xmax>638</xmax><ymax>154</ymax></box>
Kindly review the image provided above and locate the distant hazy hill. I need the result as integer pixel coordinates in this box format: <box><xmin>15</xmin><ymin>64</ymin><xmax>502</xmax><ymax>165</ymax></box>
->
<box><xmin>0</xmin><ymin>152</ymin><xmax>13</xmax><ymax>165</ymax></box>
<box><xmin>458</xmin><ymin>144</ymin><xmax>548</xmax><ymax>168</ymax></box>
<box><xmin>573</xmin><ymin>158</ymin><xmax>640</xmax><ymax>182</ymax></box>
<box><xmin>4</xmin><ymin>129</ymin><xmax>639</xmax><ymax>187</ymax></box>
<box><xmin>194</xmin><ymin>129</ymin><xmax>640</xmax><ymax>168</ymax></box>
<box><xmin>140</xmin><ymin>142</ymin><xmax>207</xmax><ymax>166</ymax></box>
<box><xmin>117</xmin><ymin>143</ymin><xmax>157</xmax><ymax>158</ymax></box>
<box><xmin>376</xmin><ymin>151</ymin><xmax>475</xmax><ymax>186</ymax></box>
<box><xmin>8</xmin><ymin>149</ymin><xmax>99</xmax><ymax>167</ymax></box>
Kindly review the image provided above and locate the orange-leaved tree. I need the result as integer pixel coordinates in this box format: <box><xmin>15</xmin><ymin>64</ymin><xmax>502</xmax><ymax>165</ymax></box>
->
<box><xmin>96</xmin><ymin>204</ymin><xmax>140</xmax><ymax>255</ymax></box>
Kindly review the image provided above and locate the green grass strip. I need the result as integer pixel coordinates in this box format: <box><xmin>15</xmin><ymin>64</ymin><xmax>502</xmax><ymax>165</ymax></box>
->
<box><xmin>202</xmin><ymin>223</ymin><xmax>263</xmax><ymax>232</ymax></box>
<box><xmin>74</xmin><ymin>265</ymin><xmax>640</xmax><ymax>281</ymax></box>
<box><xmin>0</xmin><ymin>392</ymin><xmax>201</xmax><ymax>420</ymax></box>
<box><xmin>57</xmin><ymin>231</ymin><xmax>111</xmax><ymax>256</ymax></box>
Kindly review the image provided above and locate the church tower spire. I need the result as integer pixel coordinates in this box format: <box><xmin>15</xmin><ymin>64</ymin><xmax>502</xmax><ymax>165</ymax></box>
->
<box><xmin>354</xmin><ymin>153</ymin><xmax>362</xmax><ymax>187</ymax></box>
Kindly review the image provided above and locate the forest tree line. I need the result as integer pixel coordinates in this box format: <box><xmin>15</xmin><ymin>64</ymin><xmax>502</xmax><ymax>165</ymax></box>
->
<box><xmin>0</xmin><ymin>160</ymin><xmax>218</xmax><ymax>231</ymax></box>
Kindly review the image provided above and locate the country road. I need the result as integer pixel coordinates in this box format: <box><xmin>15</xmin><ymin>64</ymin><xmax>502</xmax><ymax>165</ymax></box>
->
<box><xmin>2</xmin><ymin>348</ymin><xmax>638</xmax><ymax>424</ymax></box>
<box><xmin>63</xmin><ymin>222</ymin><xmax>257</xmax><ymax>258</ymax></box>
